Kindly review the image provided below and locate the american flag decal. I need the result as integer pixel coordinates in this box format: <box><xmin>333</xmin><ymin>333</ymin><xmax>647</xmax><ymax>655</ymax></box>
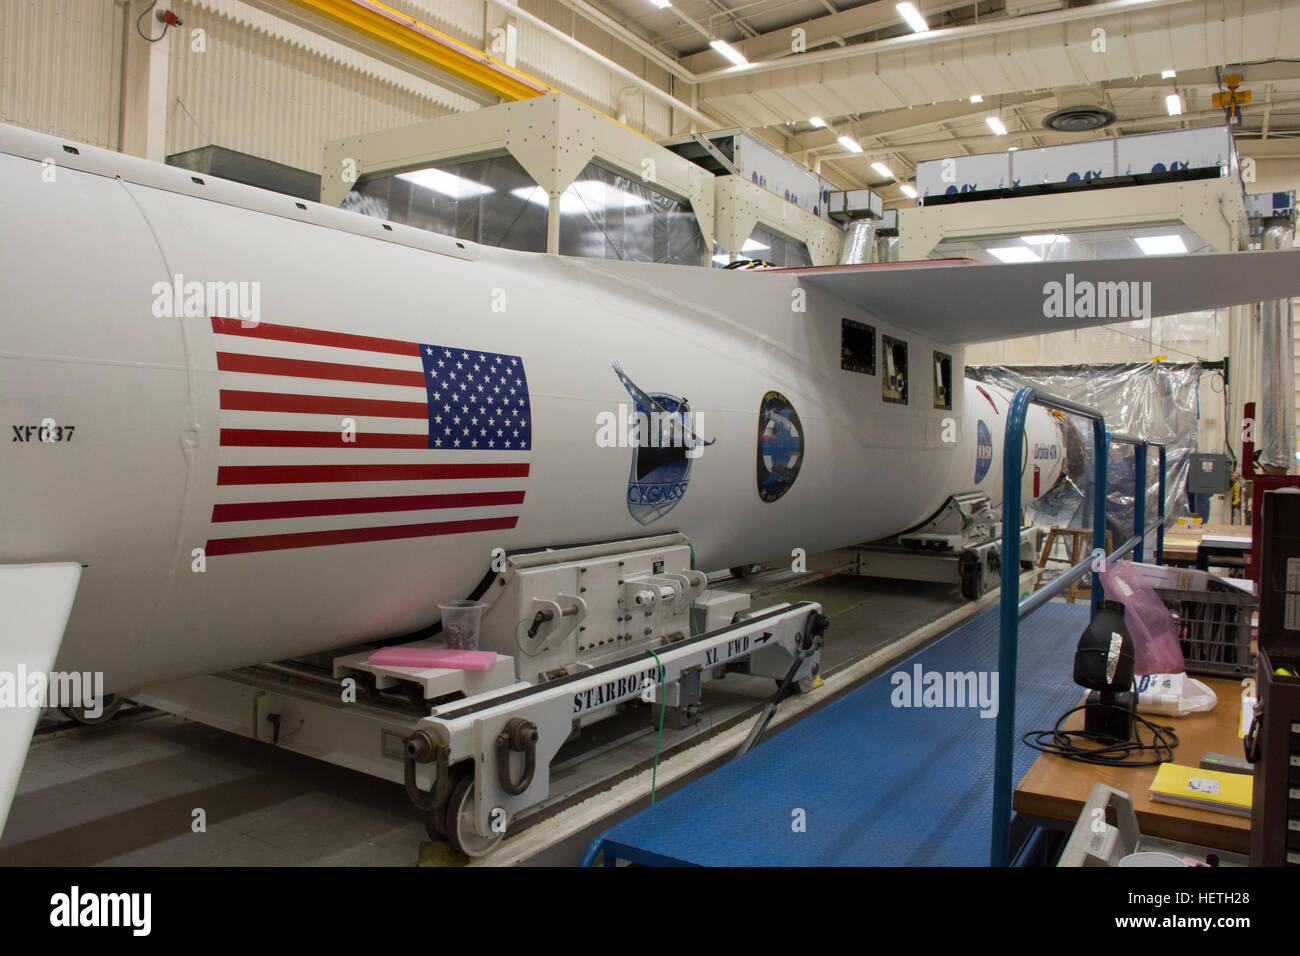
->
<box><xmin>206</xmin><ymin>317</ymin><xmax>532</xmax><ymax>556</ymax></box>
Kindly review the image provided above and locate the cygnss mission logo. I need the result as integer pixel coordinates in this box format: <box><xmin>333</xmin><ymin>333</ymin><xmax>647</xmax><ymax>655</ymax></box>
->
<box><xmin>756</xmin><ymin>391</ymin><xmax>803</xmax><ymax>502</ymax></box>
<box><xmin>611</xmin><ymin>362</ymin><xmax>714</xmax><ymax>525</ymax></box>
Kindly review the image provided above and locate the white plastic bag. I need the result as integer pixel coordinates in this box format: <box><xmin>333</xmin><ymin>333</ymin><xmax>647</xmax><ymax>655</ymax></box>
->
<box><xmin>1135</xmin><ymin>673</ymin><xmax>1217</xmax><ymax>717</ymax></box>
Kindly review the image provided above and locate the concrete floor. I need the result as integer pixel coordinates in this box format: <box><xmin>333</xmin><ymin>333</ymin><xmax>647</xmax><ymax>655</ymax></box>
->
<box><xmin>0</xmin><ymin>574</ymin><xmax>970</xmax><ymax>867</ymax></box>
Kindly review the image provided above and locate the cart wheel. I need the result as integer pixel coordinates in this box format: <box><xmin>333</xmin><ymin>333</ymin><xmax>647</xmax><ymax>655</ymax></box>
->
<box><xmin>60</xmin><ymin>694</ymin><xmax>124</xmax><ymax>725</ymax></box>
<box><xmin>443</xmin><ymin>777</ymin><xmax>504</xmax><ymax>858</ymax></box>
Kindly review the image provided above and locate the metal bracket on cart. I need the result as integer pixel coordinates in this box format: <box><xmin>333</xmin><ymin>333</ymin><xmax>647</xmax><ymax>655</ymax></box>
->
<box><xmin>402</xmin><ymin>600</ymin><xmax>824</xmax><ymax>856</ymax></box>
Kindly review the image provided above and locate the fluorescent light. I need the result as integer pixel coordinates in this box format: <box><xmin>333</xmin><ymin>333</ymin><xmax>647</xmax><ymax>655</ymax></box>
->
<box><xmin>870</xmin><ymin>162</ymin><xmax>894</xmax><ymax>178</ymax></box>
<box><xmin>985</xmin><ymin>115</ymin><xmax>1007</xmax><ymax>135</ymax></box>
<box><xmin>513</xmin><ymin>185</ymin><xmax>588</xmax><ymax>214</ymax></box>
<box><xmin>896</xmin><ymin>2</ymin><xmax>930</xmax><ymax>33</ymax></box>
<box><xmin>1008</xmin><ymin>146</ymin><xmax>1018</xmax><ymax>151</ymax></box>
<box><xmin>511</xmin><ymin>180</ymin><xmax>643</xmax><ymax>215</ymax></box>
<box><xmin>1021</xmin><ymin>234</ymin><xmax>1067</xmax><ymax>244</ymax></box>
<box><xmin>899</xmin><ymin>184</ymin><xmax>918</xmax><ymax>199</ymax></box>
<box><xmin>1161</xmin><ymin>69</ymin><xmax>1176</xmax><ymax>79</ymax></box>
<box><xmin>710</xmin><ymin>39</ymin><xmax>747</xmax><ymax>66</ymax></box>
<box><xmin>1134</xmin><ymin>234</ymin><xmax>1187</xmax><ymax>255</ymax></box>
<box><xmin>809</xmin><ymin>116</ymin><xmax>828</xmax><ymax>128</ymax></box>
<box><xmin>397</xmin><ymin>168</ymin><xmax>493</xmax><ymax>199</ymax></box>
<box><xmin>988</xmin><ymin>246</ymin><xmax>1041</xmax><ymax>263</ymax></box>
<box><xmin>741</xmin><ymin>238</ymin><xmax>770</xmax><ymax>253</ymax></box>
<box><xmin>969</xmin><ymin>94</ymin><xmax>984</xmax><ymax>103</ymax></box>
<box><xmin>1165</xmin><ymin>93</ymin><xmax>1182</xmax><ymax>116</ymax></box>
<box><xmin>837</xmin><ymin>135</ymin><xmax>862</xmax><ymax>153</ymax></box>
<box><xmin>648</xmin><ymin>0</ymin><xmax>671</xmax><ymax>7</ymax></box>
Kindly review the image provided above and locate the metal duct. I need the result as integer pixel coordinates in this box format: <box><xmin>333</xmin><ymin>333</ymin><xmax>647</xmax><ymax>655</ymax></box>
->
<box><xmin>839</xmin><ymin>219</ymin><xmax>876</xmax><ymax>265</ymax></box>
<box><xmin>1259</xmin><ymin>222</ymin><xmax>1297</xmax><ymax>474</ymax></box>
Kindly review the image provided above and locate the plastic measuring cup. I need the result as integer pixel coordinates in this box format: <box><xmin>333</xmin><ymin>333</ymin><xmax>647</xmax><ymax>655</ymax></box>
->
<box><xmin>440</xmin><ymin>600</ymin><xmax>488</xmax><ymax>651</ymax></box>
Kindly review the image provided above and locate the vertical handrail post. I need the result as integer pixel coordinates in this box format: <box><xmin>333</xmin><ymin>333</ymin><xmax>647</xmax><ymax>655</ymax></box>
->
<box><xmin>1091</xmin><ymin>421</ymin><xmax>1108</xmax><ymax>611</ymax></box>
<box><xmin>1133</xmin><ymin>440</ymin><xmax>1147</xmax><ymax>564</ymax></box>
<box><xmin>992</xmin><ymin>388</ymin><xmax>1031</xmax><ymax>867</ymax></box>
<box><xmin>1155</xmin><ymin>444</ymin><xmax>1167</xmax><ymax>564</ymax></box>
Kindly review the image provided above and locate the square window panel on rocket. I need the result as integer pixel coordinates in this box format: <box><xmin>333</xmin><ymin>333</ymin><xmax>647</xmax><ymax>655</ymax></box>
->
<box><xmin>840</xmin><ymin>318</ymin><xmax>876</xmax><ymax>374</ymax></box>
<box><xmin>882</xmin><ymin>335</ymin><xmax>908</xmax><ymax>405</ymax></box>
<box><xmin>933</xmin><ymin>350</ymin><xmax>953</xmax><ymax>410</ymax></box>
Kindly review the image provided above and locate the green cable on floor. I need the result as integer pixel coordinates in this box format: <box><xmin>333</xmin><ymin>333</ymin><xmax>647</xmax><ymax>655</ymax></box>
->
<box><xmin>688</xmin><ymin>542</ymin><xmax>698</xmax><ymax>635</ymax></box>
<box><xmin>645</xmin><ymin>647</ymin><xmax>665</xmax><ymax>804</ymax></box>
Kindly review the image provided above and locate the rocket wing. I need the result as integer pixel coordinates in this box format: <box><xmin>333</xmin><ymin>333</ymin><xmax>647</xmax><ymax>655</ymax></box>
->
<box><xmin>781</xmin><ymin>249</ymin><xmax>1300</xmax><ymax>345</ymax></box>
<box><xmin>0</xmin><ymin>562</ymin><xmax>81</xmax><ymax>833</ymax></box>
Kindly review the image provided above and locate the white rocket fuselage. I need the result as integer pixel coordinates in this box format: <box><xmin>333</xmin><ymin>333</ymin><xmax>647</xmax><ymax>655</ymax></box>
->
<box><xmin>0</xmin><ymin>124</ymin><xmax>1064</xmax><ymax>693</ymax></box>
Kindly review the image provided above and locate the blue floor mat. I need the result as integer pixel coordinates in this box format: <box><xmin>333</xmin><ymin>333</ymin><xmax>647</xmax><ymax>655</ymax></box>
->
<box><xmin>588</xmin><ymin>601</ymin><xmax>1091</xmax><ymax>866</ymax></box>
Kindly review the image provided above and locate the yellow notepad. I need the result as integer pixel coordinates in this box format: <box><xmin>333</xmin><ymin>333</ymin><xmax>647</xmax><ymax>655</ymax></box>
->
<box><xmin>1149</xmin><ymin>763</ymin><xmax>1252</xmax><ymax>817</ymax></box>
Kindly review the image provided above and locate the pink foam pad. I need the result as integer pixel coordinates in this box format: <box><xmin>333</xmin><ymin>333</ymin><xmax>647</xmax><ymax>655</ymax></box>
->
<box><xmin>367</xmin><ymin>648</ymin><xmax>497</xmax><ymax>671</ymax></box>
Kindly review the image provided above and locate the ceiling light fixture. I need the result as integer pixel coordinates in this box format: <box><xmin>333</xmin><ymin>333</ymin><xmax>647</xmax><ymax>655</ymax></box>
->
<box><xmin>1161</xmin><ymin>69</ymin><xmax>1176</xmax><ymax>79</ymax></box>
<box><xmin>1135</xmin><ymin>234</ymin><xmax>1187</xmax><ymax>255</ymax></box>
<box><xmin>900</xmin><ymin>184</ymin><xmax>918</xmax><ymax>199</ymax></box>
<box><xmin>896</xmin><ymin>2</ymin><xmax>930</xmax><ymax>33</ymax></box>
<box><xmin>710</xmin><ymin>39</ymin><xmax>747</xmax><ymax>66</ymax></box>
<box><xmin>969</xmin><ymin>94</ymin><xmax>984</xmax><ymax>103</ymax></box>
<box><xmin>871</xmin><ymin>162</ymin><xmax>894</xmax><ymax>178</ymax></box>
<box><xmin>837</xmin><ymin>135</ymin><xmax>863</xmax><ymax>153</ymax></box>
<box><xmin>397</xmin><ymin>168</ymin><xmax>493</xmax><ymax>199</ymax></box>
<box><xmin>988</xmin><ymin>246</ymin><xmax>1041</xmax><ymax>263</ymax></box>
<box><xmin>809</xmin><ymin>116</ymin><xmax>828</xmax><ymax>128</ymax></box>
<box><xmin>1165</xmin><ymin>93</ymin><xmax>1182</xmax><ymax>116</ymax></box>
<box><xmin>986</xmin><ymin>115</ymin><xmax>1007</xmax><ymax>135</ymax></box>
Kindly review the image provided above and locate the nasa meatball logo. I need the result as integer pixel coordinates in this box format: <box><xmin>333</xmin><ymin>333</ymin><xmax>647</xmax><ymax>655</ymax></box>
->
<box><xmin>974</xmin><ymin>419</ymin><xmax>993</xmax><ymax>484</ymax></box>
<box><xmin>756</xmin><ymin>391</ymin><xmax>803</xmax><ymax>502</ymax></box>
<box><xmin>612</xmin><ymin>362</ymin><xmax>715</xmax><ymax>526</ymax></box>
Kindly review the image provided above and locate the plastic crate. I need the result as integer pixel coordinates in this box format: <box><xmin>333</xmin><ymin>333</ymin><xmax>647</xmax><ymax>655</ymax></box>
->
<box><xmin>1151</xmin><ymin>586</ymin><xmax>1256</xmax><ymax>677</ymax></box>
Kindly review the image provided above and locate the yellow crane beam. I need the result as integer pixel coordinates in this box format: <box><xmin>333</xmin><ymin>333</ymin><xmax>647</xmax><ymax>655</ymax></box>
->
<box><xmin>281</xmin><ymin>0</ymin><xmax>551</xmax><ymax>101</ymax></box>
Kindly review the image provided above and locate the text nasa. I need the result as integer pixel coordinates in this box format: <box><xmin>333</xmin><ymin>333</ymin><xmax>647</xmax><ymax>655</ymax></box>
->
<box><xmin>572</xmin><ymin>634</ymin><xmax>757</xmax><ymax>714</ymax></box>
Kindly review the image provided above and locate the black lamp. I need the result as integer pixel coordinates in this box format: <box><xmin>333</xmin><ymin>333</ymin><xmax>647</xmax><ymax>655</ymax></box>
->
<box><xmin>1073</xmin><ymin>599</ymin><xmax>1136</xmax><ymax>743</ymax></box>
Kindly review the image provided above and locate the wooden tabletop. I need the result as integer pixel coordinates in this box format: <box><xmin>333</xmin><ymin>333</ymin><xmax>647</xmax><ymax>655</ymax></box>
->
<box><xmin>1161</xmin><ymin>523</ymin><xmax>1251</xmax><ymax>561</ymax></box>
<box><xmin>1013</xmin><ymin>676</ymin><xmax>1252</xmax><ymax>853</ymax></box>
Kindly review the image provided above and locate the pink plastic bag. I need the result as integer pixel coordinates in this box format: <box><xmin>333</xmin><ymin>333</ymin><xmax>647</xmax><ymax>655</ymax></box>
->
<box><xmin>367</xmin><ymin>648</ymin><xmax>497</xmax><ymax>671</ymax></box>
<box><xmin>1098</xmin><ymin>562</ymin><xmax>1184</xmax><ymax>675</ymax></box>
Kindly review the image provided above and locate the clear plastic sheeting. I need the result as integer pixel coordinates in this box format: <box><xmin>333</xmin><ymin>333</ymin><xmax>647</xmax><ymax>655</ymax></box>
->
<box><xmin>342</xmin><ymin>156</ymin><xmax>708</xmax><ymax>264</ymax></box>
<box><xmin>342</xmin><ymin>154</ymin><xmax>547</xmax><ymax>252</ymax></box>
<box><xmin>713</xmin><ymin>224</ymin><xmax>813</xmax><ymax>268</ymax></box>
<box><xmin>553</xmin><ymin>161</ymin><xmax>707</xmax><ymax>266</ymax></box>
<box><xmin>967</xmin><ymin>362</ymin><xmax>1204</xmax><ymax>545</ymax></box>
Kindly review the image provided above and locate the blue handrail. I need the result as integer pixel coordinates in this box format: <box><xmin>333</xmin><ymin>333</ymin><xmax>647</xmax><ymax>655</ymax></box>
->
<box><xmin>1109</xmin><ymin>432</ymin><xmax>1147</xmax><ymax>563</ymax></box>
<box><xmin>992</xmin><ymin>392</ymin><xmax>1168</xmax><ymax>866</ymax></box>
<box><xmin>993</xmin><ymin>389</ymin><xmax>1108</xmax><ymax>867</ymax></box>
<box><xmin>1151</xmin><ymin>443</ymin><xmax>1167</xmax><ymax>564</ymax></box>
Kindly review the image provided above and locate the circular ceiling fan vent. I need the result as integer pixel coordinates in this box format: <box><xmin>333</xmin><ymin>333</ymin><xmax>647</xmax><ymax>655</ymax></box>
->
<box><xmin>1042</xmin><ymin>104</ymin><xmax>1116</xmax><ymax>132</ymax></box>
